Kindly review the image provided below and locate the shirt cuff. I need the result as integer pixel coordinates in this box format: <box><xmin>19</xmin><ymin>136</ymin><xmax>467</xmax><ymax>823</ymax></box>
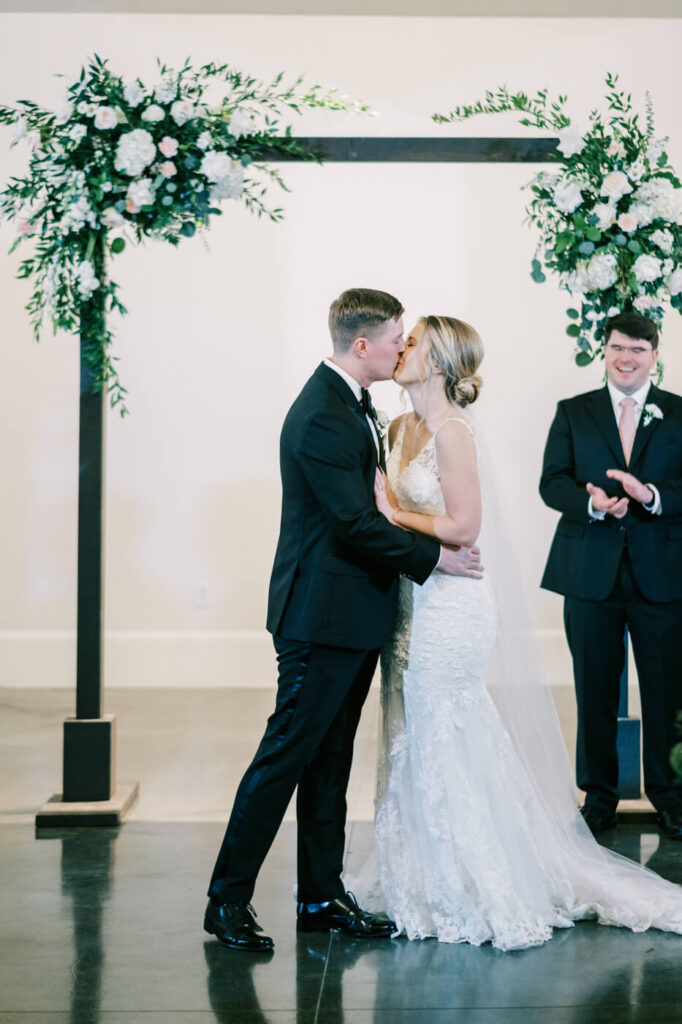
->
<box><xmin>588</xmin><ymin>496</ymin><xmax>606</xmax><ymax>521</ymax></box>
<box><xmin>642</xmin><ymin>483</ymin><xmax>662</xmax><ymax>515</ymax></box>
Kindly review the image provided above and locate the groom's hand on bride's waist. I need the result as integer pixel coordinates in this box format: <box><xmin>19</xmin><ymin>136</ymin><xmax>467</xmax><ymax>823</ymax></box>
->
<box><xmin>437</xmin><ymin>544</ymin><xmax>484</xmax><ymax>579</ymax></box>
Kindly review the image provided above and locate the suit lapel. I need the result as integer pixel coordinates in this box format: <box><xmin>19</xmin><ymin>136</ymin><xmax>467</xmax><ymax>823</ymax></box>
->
<box><xmin>628</xmin><ymin>384</ymin><xmax>666</xmax><ymax>471</ymax></box>
<box><xmin>313</xmin><ymin>363</ymin><xmax>379</xmax><ymax>469</ymax></box>
<box><xmin>586</xmin><ymin>386</ymin><xmax>626</xmax><ymax>467</ymax></box>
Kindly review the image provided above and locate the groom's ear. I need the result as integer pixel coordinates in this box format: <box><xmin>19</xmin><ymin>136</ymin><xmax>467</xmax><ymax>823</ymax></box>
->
<box><xmin>353</xmin><ymin>336</ymin><xmax>370</xmax><ymax>358</ymax></box>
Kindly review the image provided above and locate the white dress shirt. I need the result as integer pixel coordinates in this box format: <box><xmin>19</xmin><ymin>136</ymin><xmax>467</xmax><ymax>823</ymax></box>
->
<box><xmin>588</xmin><ymin>381</ymin><xmax>661</xmax><ymax>519</ymax></box>
<box><xmin>323</xmin><ymin>358</ymin><xmax>381</xmax><ymax>458</ymax></box>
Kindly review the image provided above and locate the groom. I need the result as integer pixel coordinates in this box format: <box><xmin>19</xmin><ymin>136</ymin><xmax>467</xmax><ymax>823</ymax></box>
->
<box><xmin>204</xmin><ymin>288</ymin><xmax>483</xmax><ymax>951</ymax></box>
<box><xmin>540</xmin><ymin>311</ymin><xmax>682</xmax><ymax>839</ymax></box>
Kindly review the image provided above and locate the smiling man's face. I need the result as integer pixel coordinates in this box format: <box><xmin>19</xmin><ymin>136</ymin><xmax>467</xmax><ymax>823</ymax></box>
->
<box><xmin>604</xmin><ymin>329</ymin><xmax>658</xmax><ymax>395</ymax></box>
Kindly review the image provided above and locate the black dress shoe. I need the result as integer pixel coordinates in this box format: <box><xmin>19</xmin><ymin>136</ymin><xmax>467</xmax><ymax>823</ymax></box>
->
<box><xmin>657</xmin><ymin>806</ymin><xmax>682</xmax><ymax>840</ymax></box>
<box><xmin>297</xmin><ymin>891</ymin><xmax>395</xmax><ymax>938</ymax></box>
<box><xmin>204</xmin><ymin>900</ymin><xmax>274</xmax><ymax>952</ymax></box>
<box><xmin>580</xmin><ymin>804</ymin><xmax>618</xmax><ymax>836</ymax></box>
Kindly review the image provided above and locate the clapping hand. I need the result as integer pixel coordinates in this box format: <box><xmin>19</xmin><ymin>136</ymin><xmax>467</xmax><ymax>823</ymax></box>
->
<box><xmin>605</xmin><ymin>469</ymin><xmax>654</xmax><ymax>505</ymax></box>
<box><xmin>586</xmin><ymin>482</ymin><xmax>629</xmax><ymax>519</ymax></box>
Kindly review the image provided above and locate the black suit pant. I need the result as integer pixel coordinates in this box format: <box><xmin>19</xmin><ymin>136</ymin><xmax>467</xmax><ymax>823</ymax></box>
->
<box><xmin>208</xmin><ymin>636</ymin><xmax>379</xmax><ymax>904</ymax></box>
<box><xmin>564</xmin><ymin>551</ymin><xmax>682</xmax><ymax>813</ymax></box>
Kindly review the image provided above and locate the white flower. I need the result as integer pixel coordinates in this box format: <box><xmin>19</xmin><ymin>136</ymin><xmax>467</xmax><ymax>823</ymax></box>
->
<box><xmin>227</xmin><ymin>108</ymin><xmax>254</xmax><ymax>140</ymax></box>
<box><xmin>600</xmin><ymin>171</ymin><xmax>633</xmax><ymax>201</ymax></box>
<box><xmin>123</xmin><ymin>80</ymin><xmax>145</xmax><ymax>108</ymax></box>
<box><xmin>68</xmin><ymin>124</ymin><xmax>87</xmax><ymax>143</ymax></box>
<box><xmin>210</xmin><ymin>165</ymin><xmax>244</xmax><ymax>201</ymax></box>
<box><xmin>127</xmin><ymin>177</ymin><xmax>155</xmax><ymax>209</ymax></box>
<box><xmin>101</xmin><ymin>181</ymin><xmax>112</xmax><ymax>192</ymax></box>
<box><xmin>553</xmin><ymin>180</ymin><xmax>584</xmax><ymax>214</ymax></box>
<box><xmin>627</xmin><ymin>156</ymin><xmax>647</xmax><ymax>182</ymax></box>
<box><xmin>55</xmin><ymin>98</ymin><xmax>74</xmax><ymax>123</ymax></box>
<box><xmin>154</xmin><ymin>77</ymin><xmax>177</xmax><ymax>104</ymax></box>
<box><xmin>662</xmin><ymin>258</ymin><xmax>674</xmax><ymax>277</ymax></box>
<box><xmin>586</xmin><ymin>309</ymin><xmax>604</xmax><ymax>321</ymax></box>
<box><xmin>585</xmin><ymin>252</ymin><xmax>619</xmax><ymax>291</ymax></box>
<box><xmin>101</xmin><ymin>207</ymin><xmax>125</xmax><ymax>228</ymax></box>
<box><xmin>94</xmin><ymin>106</ymin><xmax>117</xmax><ymax>131</ymax></box>
<box><xmin>170</xmin><ymin>99</ymin><xmax>195</xmax><ymax>126</ymax></box>
<box><xmin>643</xmin><ymin>402</ymin><xmax>664</xmax><ymax>427</ymax></box>
<box><xmin>114</xmin><ymin>128</ymin><xmax>156</xmax><ymax>176</ymax></box>
<box><xmin>77</xmin><ymin>259</ymin><xmax>100</xmax><ymax>299</ymax></box>
<box><xmin>197</xmin><ymin>130</ymin><xmax>212</xmax><ymax>150</ymax></box>
<box><xmin>634</xmin><ymin>178</ymin><xmax>682</xmax><ymax>223</ymax></box>
<box><xmin>556</xmin><ymin>128</ymin><xmax>585</xmax><ymax>159</ymax></box>
<box><xmin>651</xmin><ymin>229</ymin><xmax>674</xmax><ymax>254</ymax></box>
<box><xmin>566</xmin><ymin>263</ymin><xmax>589</xmax><ymax>294</ymax></box>
<box><xmin>591</xmin><ymin>202</ymin><xmax>617</xmax><ymax>230</ymax></box>
<box><xmin>628</xmin><ymin>203</ymin><xmax>655</xmax><ymax>228</ymax></box>
<box><xmin>141</xmin><ymin>104</ymin><xmax>165</xmax><ymax>123</ymax></box>
<box><xmin>200</xmin><ymin>150</ymin><xmax>234</xmax><ymax>182</ymax></box>
<box><xmin>633</xmin><ymin>254</ymin><xmax>663</xmax><ymax>283</ymax></box>
<box><xmin>60</xmin><ymin>194</ymin><xmax>97</xmax><ymax>234</ymax></box>
<box><xmin>607</xmin><ymin>306</ymin><xmax>621</xmax><ymax>317</ymax></box>
<box><xmin>158</xmin><ymin>136</ymin><xmax>179</xmax><ymax>158</ymax></box>
<box><xmin>633</xmin><ymin>295</ymin><xmax>657</xmax><ymax>312</ymax></box>
<box><xmin>77</xmin><ymin>101</ymin><xmax>99</xmax><ymax>117</ymax></box>
<box><xmin>666</xmin><ymin>268</ymin><xmax>682</xmax><ymax>295</ymax></box>
<box><xmin>647</xmin><ymin>139</ymin><xmax>667</xmax><ymax>166</ymax></box>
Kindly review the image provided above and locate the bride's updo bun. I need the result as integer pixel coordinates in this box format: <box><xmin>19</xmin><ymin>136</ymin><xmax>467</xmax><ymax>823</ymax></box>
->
<box><xmin>420</xmin><ymin>315</ymin><xmax>484</xmax><ymax>408</ymax></box>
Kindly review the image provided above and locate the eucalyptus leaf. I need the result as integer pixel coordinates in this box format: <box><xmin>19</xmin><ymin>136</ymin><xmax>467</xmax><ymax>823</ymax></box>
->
<box><xmin>110</xmin><ymin>237</ymin><xmax>125</xmax><ymax>254</ymax></box>
<box><xmin>566</xmin><ymin>323</ymin><xmax>581</xmax><ymax>337</ymax></box>
<box><xmin>575</xmin><ymin>350</ymin><xmax>594</xmax><ymax>367</ymax></box>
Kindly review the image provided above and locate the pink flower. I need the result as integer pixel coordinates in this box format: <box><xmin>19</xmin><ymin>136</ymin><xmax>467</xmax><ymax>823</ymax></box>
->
<box><xmin>126</xmin><ymin>198</ymin><xmax>139</xmax><ymax>214</ymax></box>
<box><xmin>607</xmin><ymin>139</ymin><xmax>625</xmax><ymax>158</ymax></box>
<box><xmin>159</xmin><ymin>161</ymin><xmax>177</xmax><ymax>178</ymax></box>
<box><xmin>17</xmin><ymin>220</ymin><xmax>35</xmax><ymax>235</ymax></box>
<box><xmin>617</xmin><ymin>212</ymin><xmax>638</xmax><ymax>233</ymax></box>
<box><xmin>158</xmin><ymin>136</ymin><xmax>178</xmax><ymax>158</ymax></box>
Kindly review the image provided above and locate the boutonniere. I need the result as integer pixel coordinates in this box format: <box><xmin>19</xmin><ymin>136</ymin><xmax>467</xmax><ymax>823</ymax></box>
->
<box><xmin>643</xmin><ymin>402</ymin><xmax>664</xmax><ymax>427</ymax></box>
<box><xmin>375</xmin><ymin>410</ymin><xmax>390</xmax><ymax>441</ymax></box>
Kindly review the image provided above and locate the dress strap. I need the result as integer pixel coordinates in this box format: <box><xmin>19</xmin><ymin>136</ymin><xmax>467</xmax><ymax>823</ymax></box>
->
<box><xmin>431</xmin><ymin>416</ymin><xmax>474</xmax><ymax>438</ymax></box>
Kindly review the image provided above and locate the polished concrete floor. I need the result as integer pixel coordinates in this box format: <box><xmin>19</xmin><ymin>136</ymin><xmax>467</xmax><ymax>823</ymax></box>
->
<box><xmin>2</xmin><ymin>687</ymin><xmax>682</xmax><ymax>1023</ymax></box>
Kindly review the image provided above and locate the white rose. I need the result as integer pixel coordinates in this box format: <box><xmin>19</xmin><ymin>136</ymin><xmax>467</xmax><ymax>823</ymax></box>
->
<box><xmin>197</xmin><ymin>130</ymin><xmax>212</xmax><ymax>150</ymax></box>
<box><xmin>591</xmin><ymin>202</ymin><xmax>617</xmax><ymax>231</ymax></box>
<box><xmin>600</xmin><ymin>171</ymin><xmax>633</xmax><ymax>201</ymax></box>
<box><xmin>585</xmin><ymin>252</ymin><xmax>619</xmax><ymax>291</ymax></box>
<box><xmin>77</xmin><ymin>101</ymin><xmax>99</xmax><ymax>117</ymax></box>
<box><xmin>553</xmin><ymin>180</ymin><xmax>584</xmax><ymax>214</ymax></box>
<box><xmin>650</xmin><ymin>229</ymin><xmax>674</xmax><ymax>255</ymax></box>
<box><xmin>666</xmin><ymin>268</ymin><xmax>682</xmax><ymax>295</ymax></box>
<box><xmin>123</xmin><ymin>81</ymin><xmax>145</xmax><ymax>108</ymax></box>
<box><xmin>633</xmin><ymin>254</ymin><xmax>663</xmax><ymax>283</ymax></box>
<box><xmin>210</xmin><ymin>165</ymin><xmax>244</xmax><ymax>201</ymax></box>
<box><xmin>68</xmin><ymin>124</ymin><xmax>87</xmax><ymax>142</ymax></box>
<box><xmin>141</xmin><ymin>104</ymin><xmax>165</xmax><ymax>123</ymax></box>
<box><xmin>200</xmin><ymin>150</ymin><xmax>234</xmax><ymax>182</ymax></box>
<box><xmin>127</xmin><ymin>178</ymin><xmax>155</xmax><ymax>209</ymax></box>
<box><xmin>55</xmin><ymin>98</ymin><xmax>74</xmax><ymax>123</ymax></box>
<box><xmin>227</xmin><ymin>108</ymin><xmax>254</xmax><ymax>140</ymax></box>
<box><xmin>154</xmin><ymin>77</ymin><xmax>177</xmax><ymax>104</ymax></box>
<box><xmin>556</xmin><ymin>128</ymin><xmax>585</xmax><ymax>159</ymax></box>
<box><xmin>94</xmin><ymin>106</ymin><xmax>117</xmax><ymax>131</ymax></box>
<box><xmin>101</xmin><ymin>207</ymin><xmax>125</xmax><ymax>228</ymax></box>
<box><xmin>170</xmin><ymin>99</ymin><xmax>195</xmax><ymax>126</ymax></box>
<box><xmin>114</xmin><ymin>128</ymin><xmax>156</xmax><ymax>177</ymax></box>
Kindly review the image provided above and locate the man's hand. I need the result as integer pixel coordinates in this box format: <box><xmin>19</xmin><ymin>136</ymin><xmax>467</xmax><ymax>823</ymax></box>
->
<box><xmin>605</xmin><ymin>469</ymin><xmax>654</xmax><ymax>505</ymax></box>
<box><xmin>586</xmin><ymin>483</ymin><xmax>629</xmax><ymax>519</ymax></box>
<box><xmin>439</xmin><ymin>545</ymin><xmax>484</xmax><ymax>579</ymax></box>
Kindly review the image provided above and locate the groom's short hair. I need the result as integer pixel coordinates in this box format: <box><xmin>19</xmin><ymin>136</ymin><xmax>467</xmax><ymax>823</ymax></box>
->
<box><xmin>604</xmin><ymin>311</ymin><xmax>659</xmax><ymax>348</ymax></box>
<box><xmin>328</xmin><ymin>288</ymin><xmax>404</xmax><ymax>352</ymax></box>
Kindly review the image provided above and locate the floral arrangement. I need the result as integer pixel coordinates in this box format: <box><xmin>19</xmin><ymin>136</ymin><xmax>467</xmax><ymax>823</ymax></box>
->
<box><xmin>0</xmin><ymin>56</ymin><xmax>369</xmax><ymax>410</ymax></box>
<box><xmin>434</xmin><ymin>75</ymin><xmax>682</xmax><ymax>369</ymax></box>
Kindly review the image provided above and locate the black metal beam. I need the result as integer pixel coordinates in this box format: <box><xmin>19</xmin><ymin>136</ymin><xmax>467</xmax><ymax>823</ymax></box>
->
<box><xmin>265</xmin><ymin>136</ymin><xmax>557</xmax><ymax>163</ymax></box>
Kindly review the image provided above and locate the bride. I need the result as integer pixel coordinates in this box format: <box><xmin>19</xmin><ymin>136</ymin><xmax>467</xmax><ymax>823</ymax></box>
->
<box><xmin>367</xmin><ymin>313</ymin><xmax>682</xmax><ymax>951</ymax></box>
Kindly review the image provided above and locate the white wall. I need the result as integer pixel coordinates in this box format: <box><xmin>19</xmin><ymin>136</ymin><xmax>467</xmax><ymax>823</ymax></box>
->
<box><xmin>1</xmin><ymin>13</ymin><xmax>681</xmax><ymax>687</ymax></box>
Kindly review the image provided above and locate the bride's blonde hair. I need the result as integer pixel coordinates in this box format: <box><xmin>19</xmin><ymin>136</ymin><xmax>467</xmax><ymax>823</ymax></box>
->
<box><xmin>419</xmin><ymin>315</ymin><xmax>484</xmax><ymax>407</ymax></box>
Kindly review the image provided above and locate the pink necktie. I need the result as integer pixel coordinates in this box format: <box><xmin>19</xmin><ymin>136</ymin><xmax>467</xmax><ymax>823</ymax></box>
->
<box><xmin>619</xmin><ymin>396</ymin><xmax>637</xmax><ymax>465</ymax></box>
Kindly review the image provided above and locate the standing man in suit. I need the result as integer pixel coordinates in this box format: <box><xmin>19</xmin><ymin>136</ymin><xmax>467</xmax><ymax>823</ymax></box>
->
<box><xmin>540</xmin><ymin>311</ymin><xmax>682</xmax><ymax>840</ymax></box>
<box><xmin>205</xmin><ymin>288</ymin><xmax>483</xmax><ymax>951</ymax></box>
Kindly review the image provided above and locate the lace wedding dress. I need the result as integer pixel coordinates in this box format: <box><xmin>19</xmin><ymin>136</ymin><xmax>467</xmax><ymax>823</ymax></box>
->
<box><xmin>367</xmin><ymin>414</ymin><xmax>682</xmax><ymax>951</ymax></box>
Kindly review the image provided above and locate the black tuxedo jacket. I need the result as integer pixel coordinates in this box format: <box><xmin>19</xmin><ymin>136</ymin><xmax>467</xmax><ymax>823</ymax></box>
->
<box><xmin>539</xmin><ymin>383</ymin><xmax>682</xmax><ymax>602</ymax></box>
<box><xmin>266</xmin><ymin>363</ymin><xmax>440</xmax><ymax>649</ymax></box>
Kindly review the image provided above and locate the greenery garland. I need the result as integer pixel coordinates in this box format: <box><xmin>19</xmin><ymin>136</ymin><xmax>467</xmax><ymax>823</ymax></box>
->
<box><xmin>0</xmin><ymin>56</ymin><xmax>369</xmax><ymax>411</ymax></box>
<box><xmin>435</xmin><ymin>75</ymin><xmax>682</xmax><ymax>372</ymax></box>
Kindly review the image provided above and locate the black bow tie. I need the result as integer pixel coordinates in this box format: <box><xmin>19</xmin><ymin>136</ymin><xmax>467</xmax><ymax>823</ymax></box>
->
<box><xmin>360</xmin><ymin>388</ymin><xmax>374</xmax><ymax>418</ymax></box>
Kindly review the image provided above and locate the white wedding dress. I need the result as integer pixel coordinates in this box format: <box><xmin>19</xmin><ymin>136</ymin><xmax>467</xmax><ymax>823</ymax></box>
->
<box><xmin>365</xmin><ymin>414</ymin><xmax>682</xmax><ymax>951</ymax></box>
